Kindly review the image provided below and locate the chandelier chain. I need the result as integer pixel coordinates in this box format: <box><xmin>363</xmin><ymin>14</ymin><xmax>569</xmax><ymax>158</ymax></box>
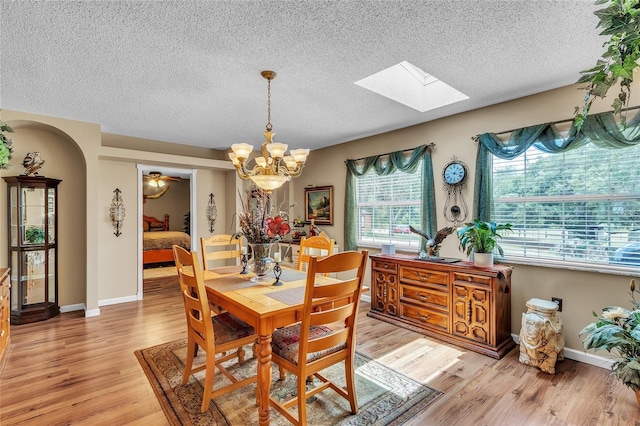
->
<box><xmin>266</xmin><ymin>78</ymin><xmax>272</xmax><ymax>132</ymax></box>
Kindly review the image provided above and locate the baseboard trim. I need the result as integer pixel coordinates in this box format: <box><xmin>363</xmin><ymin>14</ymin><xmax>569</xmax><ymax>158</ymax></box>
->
<box><xmin>60</xmin><ymin>303</ymin><xmax>85</xmax><ymax>313</ymax></box>
<box><xmin>99</xmin><ymin>295</ymin><xmax>138</xmax><ymax>306</ymax></box>
<box><xmin>511</xmin><ymin>333</ymin><xmax>613</xmax><ymax>370</ymax></box>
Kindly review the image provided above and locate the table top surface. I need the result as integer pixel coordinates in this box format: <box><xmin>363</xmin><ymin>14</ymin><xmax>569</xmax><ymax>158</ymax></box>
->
<box><xmin>203</xmin><ymin>269</ymin><xmax>336</xmax><ymax>317</ymax></box>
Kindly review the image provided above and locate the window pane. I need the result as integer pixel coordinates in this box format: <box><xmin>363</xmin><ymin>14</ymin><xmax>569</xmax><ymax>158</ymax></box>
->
<box><xmin>492</xmin><ymin>143</ymin><xmax>640</xmax><ymax>270</ymax></box>
<box><xmin>356</xmin><ymin>160</ymin><xmax>422</xmax><ymax>249</ymax></box>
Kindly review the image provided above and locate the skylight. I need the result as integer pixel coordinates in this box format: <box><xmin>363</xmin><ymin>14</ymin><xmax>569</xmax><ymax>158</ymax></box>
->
<box><xmin>354</xmin><ymin>61</ymin><xmax>469</xmax><ymax>112</ymax></box>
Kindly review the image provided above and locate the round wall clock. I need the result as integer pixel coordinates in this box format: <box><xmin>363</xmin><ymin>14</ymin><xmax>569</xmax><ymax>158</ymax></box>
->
<box><xmin>443</xmin><ymin>160</ymin><xmax>468</xmax><ymax>186</ymax></box>
<box><xmin>442</xmin><ymin>158</ymin><xmax>469</xmax><ymax>224</ymax></box>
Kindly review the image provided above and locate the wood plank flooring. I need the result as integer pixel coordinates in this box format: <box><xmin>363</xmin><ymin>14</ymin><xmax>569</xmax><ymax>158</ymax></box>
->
<box><xmin>1</xmin><ymin>270</ymin><xmax>638</xmax><ymax>425</ymax></box>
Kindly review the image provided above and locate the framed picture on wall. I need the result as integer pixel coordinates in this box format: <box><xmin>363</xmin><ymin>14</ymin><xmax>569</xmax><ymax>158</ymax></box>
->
<box><xmin>304</xmin><ymin>185</ymin><xmax>333</xmax><ymax>225</ymax></box>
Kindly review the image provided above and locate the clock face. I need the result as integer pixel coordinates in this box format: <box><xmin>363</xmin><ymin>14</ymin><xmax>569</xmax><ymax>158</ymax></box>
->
<box><xmin>443</xmin><ymin>161</ymin><xmax>467</xmax><ymax>185</ymax></box>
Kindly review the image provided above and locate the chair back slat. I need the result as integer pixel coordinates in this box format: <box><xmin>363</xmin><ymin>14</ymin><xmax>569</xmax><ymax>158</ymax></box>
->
<box><xmin>309</xmin><ymin>303</ymin><xmax>354</xmax><ymax>326</ymax></box>
<box><xmin>200</xmin><ymin>234</ymin><xmax>242</xmax><ymax>270</ymax></box>
<box><xmin>307</xmin><ymin>328</ymin><xmax>349</xmax><ymax>354</ymax></box>
<box><xmin>297</xmin><ymin>236</ymin><xmax>335</xmax><ymax>272</ymax></box>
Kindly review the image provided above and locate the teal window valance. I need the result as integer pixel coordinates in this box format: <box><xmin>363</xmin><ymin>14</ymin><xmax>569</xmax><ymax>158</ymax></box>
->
<box><xmin>473</xmin><ymin>110</ymin><xmax>640</xmax><ymax>221</ymax></box>
<box><xmin>344</xmin><ymin>144</ymin><xmax>435</xmax><ymax>251</ymax></box>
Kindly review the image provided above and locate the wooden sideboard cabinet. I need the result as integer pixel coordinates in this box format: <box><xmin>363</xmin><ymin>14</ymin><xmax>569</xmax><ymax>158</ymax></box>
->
<box><xmin>0</xmin><ymin>268</ymin><xmax>10</xmax><ymax>365</ymax></box>
<box><xmin>368</xmin><ymin>254</ymin><xmax>515</xmax><ymax>359</ymax></box>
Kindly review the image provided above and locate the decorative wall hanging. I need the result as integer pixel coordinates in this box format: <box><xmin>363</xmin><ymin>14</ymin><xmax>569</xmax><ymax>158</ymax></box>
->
<box><xmin>0</xmin><ymin>119</ymin><xmax>15</xmax><ymax>169</ymax></box>
<box><xmin>304</xmin><ymin>185</ymin><xmax>333</xmax><ymax>225</ymax></box>
<box><xmin>110</xmin><ymin>188</ymin><xmax>125</xmax><ymax>237</ymax></box>
<box><xmin>206</xmin><ymin>193</ymin><xmax>217</xmax><ymax>233</ymax></box>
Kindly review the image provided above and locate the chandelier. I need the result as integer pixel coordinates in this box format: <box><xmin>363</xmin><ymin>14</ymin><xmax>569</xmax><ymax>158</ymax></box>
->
<box><xmin>229</xmin><ymin>70</ymin><xmax>310</xmax><ymax>191</ymax></box>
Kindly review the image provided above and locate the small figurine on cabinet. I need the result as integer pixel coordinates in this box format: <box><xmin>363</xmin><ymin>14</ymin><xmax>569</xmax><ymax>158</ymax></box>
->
<box><xmin>410</xmin><ymin>225</ymin><xmax>455</xmax><ymax>258</ymax></box>
<box><xmin>22</xmin><ymin>151</ymin><xmax>45</xmax><ymax>176</ymax></box>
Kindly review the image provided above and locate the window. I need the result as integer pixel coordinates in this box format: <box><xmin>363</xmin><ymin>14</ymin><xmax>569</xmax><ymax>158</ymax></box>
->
<box><xmin>492</xmin><ymin>142</ymin><xmax>640</xmax><ymax>271</ymax></box>
<box><xmin>356</xmin><ymin>161</ymin><xmax>423</xmax><ymax>249</ymax></box>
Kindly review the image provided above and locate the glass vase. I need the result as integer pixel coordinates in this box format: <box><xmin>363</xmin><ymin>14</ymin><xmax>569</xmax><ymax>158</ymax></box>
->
<box><xmin>249</xmin><ymin>243</ymin><xmax>274</xmax><ymax>282</ymax></box>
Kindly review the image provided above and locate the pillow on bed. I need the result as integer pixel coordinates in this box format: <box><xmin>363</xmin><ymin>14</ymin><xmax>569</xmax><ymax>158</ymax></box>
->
<box><xmin>143</xmin><ymin>220</ymin><xmax>150</xmax><ymax>232</ymax></box>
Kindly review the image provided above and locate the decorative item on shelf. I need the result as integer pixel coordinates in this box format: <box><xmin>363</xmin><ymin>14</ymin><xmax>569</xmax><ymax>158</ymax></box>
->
<box><xmin>206</xmin><ymin>193</ymin><xmax>217</xmax><ymax>233</ymax></box>
<box><xmin>22</xmin><ymin>151</ymin><xmax>45</xmax><ymax>176</ymax></box>
<box><xmin>272</xmin><ymin>251</ymin><xmax>283</xmax><ymax>286</ymax></box>
<box><xmin>109</xmin><ymin>188</ymin><xmax>126</xmax><ymax>237</ymax></box>
<box><xmin>410</xmin><ymin>225</ymin><xmax>455</xmax><ymax>259</ymax></box>
<box><xmin>292</xmin><ymin>218</ymin><xmax>306</xmax><ymax>242</ymax></box>
<box><xmin>234</xmin><ymin>189</ymin><xmax>291</xmax><ymax>282</ymax></box>
<box><xmin>575</xmin><ymin>0</ymin><xmax>640</xmax><ymax>130</ymax></box>
<box><xmin>580</xmin><ymin>279</ymin><xmax>640</xmax><ymax>406</ymax></box>
<box><xmin>457</xmin><ymin>219</ymin><xmax>513</xmax><ymax>268</ymax></box>
<box><xmin>0</xmin><ymin>119</ymin><xmax>15</xmax><ymax>170</ymax></box>
<box><xmin>228</xmin><ymin>70</ymin><xmax>310</xmax><ymax>191</ymax></box>
<box><xmin>239</xmin><ymin>246</ymin><xmax>248</xmax><ymax>274</ymax></box>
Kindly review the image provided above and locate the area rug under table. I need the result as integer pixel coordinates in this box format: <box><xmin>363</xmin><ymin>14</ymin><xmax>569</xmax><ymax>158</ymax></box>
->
<box><xmin>135</xmin><ymin>339</ymin><xmax>443</xmax><ymax>425</ymax></box>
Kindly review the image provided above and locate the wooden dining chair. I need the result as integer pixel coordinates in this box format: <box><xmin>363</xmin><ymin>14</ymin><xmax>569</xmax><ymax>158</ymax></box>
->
<box><xmin>172</xmin><ymin>245</ymin><xmax>257</xmax><ymax>412</ymax></box>
<box><xmin>269</xmin><ymin>250</ymin><xmax>369</xmax><ymax>425</ymax></box>
<box><xmin>296</xmin><ymin>235</ymin><xmax>335</xmax><ymax>273</ymax></box>
<box><xmin>200</xmin><ymin>234</ymin><xmax>243</xmax><ymax>271</ymax></box>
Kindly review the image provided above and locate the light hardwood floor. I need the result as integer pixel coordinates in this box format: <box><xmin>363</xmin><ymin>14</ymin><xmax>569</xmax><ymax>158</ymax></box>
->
<box><xmin>1</xmin><ymin>270</ymin><xmax>638</xmax><ymax>425</ymax></box>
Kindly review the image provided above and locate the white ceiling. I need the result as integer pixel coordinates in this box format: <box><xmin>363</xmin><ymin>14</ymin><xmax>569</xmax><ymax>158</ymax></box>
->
<box><xmin>0</xmin><ymin>1</ymin><xmax>605</xmax><ymax>151</ymax></box>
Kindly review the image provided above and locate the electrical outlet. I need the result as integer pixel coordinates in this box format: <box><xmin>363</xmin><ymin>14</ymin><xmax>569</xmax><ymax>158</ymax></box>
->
<box><xmin>551</xmin><ymin>297</ymin><xmax>562</xmax><ymax>312</ymax></box>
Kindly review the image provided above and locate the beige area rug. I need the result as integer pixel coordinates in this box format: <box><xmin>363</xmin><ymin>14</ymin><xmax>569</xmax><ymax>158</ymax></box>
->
<box><xmin>135</xmin><ymin>339</ymin><xmax>443</xmax><ymax>425</ymax></box>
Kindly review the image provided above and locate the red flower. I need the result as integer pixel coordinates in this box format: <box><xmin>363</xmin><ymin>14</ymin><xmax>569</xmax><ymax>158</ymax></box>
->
<box><xmin>265</xmin><ymin>216</ymin><xmax>291</xmax><ymax>238</ymax></box>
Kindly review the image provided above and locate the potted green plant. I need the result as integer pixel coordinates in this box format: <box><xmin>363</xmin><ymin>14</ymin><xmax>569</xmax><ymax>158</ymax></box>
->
<box><xmin>457</xmin><ymin>219</ymin><xmax>513</xmax><ymax>267</ymax></box>
<box><xmin>24</xmin><ymin>226</ymin><xmax>45</xmax><ymax>244</ymax></box>
<box><xmin>575</xmin><ymin>0</ymin><xmax>640</xmax><ymax>129</ymax></box>
<box><xmin>580</xmin><ymin>279</ymin><xmax>640</xmax><ymax>406</ymax></box>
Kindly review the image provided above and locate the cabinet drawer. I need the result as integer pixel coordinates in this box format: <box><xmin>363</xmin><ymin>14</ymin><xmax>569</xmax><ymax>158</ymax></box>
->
<box><xmin>453</xmin><ymin>272</ymin><xmax>492</xmax><ymax>287</ymax></box>
<box><xmin>400</xmin><ymin>266</ymin><xmax>448</xmax><ymax>288</ymax></box>
<box><xmin>373</xmin><ymin>260</ymin><xmax>397</xmax><ymax>273</ymax></box>
<box><xmin>400</xmin><ymin>303</ymin><xmax>450</xmax><ymax>332</ymax></box>
<box><xmin>401</xmin><ymin>284</ymin><xmax>449</xmax><ymax>311</ymax></box>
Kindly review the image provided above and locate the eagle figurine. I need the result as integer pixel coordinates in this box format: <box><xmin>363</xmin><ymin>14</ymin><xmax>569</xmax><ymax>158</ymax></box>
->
<box><xmin>22</xmin><ymin>151</ymin><xmax>45</xmax><ymax>176</ymax></box>
<box><xmin>409</xmin><ymin>225</ymin><xmax>455</xmax><ymax>257</ymax></box>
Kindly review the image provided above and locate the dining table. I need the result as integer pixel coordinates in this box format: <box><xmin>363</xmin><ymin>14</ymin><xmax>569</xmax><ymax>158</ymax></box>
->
<box><xmin>203</xmin><ymin>266</ymin><xmax>341</xmax><ymax>425</ymax></box>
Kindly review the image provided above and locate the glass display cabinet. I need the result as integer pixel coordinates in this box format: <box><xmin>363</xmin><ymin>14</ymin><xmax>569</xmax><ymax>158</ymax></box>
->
<box><xmin>3</xmin><ymin>176</ymin><xmax>61</xmax><ymax>324</ymax></box>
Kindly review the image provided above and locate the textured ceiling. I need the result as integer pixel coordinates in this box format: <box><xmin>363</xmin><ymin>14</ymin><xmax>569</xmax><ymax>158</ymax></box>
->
<box><xmin>0</xmin><ymin>1</ymin><xmax>604</xmax><ymax>151</ymax></box>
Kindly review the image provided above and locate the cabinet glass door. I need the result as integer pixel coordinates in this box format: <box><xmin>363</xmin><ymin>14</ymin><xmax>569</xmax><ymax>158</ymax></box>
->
<box><xmin>21</xmin><ymin>187</ymin><xmax>46</xmax><ymax>245</ymax></box>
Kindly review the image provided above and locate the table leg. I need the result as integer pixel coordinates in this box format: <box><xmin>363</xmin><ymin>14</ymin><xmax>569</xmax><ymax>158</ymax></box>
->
<box><xmin>257</xmin><ymin>332</ymin><xmax>273</xmax><ymax>426</ymax></box>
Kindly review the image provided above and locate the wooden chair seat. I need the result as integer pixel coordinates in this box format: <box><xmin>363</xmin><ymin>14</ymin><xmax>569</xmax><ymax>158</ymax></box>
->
<box><xmin>271</xmin><ymin>323</ymin><xmax>345</xmax><ymax>365</ymax></box>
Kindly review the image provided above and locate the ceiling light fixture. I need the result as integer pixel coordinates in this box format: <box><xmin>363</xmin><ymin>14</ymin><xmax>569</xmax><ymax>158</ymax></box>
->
<box><xmin>147</xmin><ymin>171</ymin><xmax>166</xmax><ymax>188</ymax></box>
<box><xmin>229</xmin><ymin>70</ymin><xmax>310</xmax><ymax>191</ymax></box>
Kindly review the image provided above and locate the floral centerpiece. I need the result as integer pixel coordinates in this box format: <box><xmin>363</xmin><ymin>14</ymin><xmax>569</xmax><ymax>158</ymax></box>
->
<box><xmin>235</xmin><ymin>189</ymin><xmax>291</xmax><ymax>244</ymax></box>
<box><xmin>0</xmin><ymin>120</ymin><xmax>15</xmax><ymax>169</ymax></box>
<box><xmin>234</xmin><ymin>189</ymin><xmax>290</xmax><ymax>280</ymax></box>
<box><xmin>580</xmin><ymin>279</ymin><xmax>640</xmax><ymax>404</ymax></box>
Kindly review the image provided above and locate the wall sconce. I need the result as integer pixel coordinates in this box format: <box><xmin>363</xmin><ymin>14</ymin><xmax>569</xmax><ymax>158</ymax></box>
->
<box><xmin>110</xmin><ymin>188</ymin><xmax>126</xmax><ymax>237</ymax></box>
<box><xmin>206</xmin><ymin>193</ymin><xmax>217</xmax><ymax>233</ymax></box>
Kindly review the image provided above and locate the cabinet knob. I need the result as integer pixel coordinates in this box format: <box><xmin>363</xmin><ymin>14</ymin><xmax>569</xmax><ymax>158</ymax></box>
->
<box><xmin>418</xmin><ymin>293</ymin><xmax>431</xmax><ymax>301</ymax></box>
<box><xmin>0</xmin><ymin>330</ymin><xmax>4</xmax><ymax>337</ymax></box>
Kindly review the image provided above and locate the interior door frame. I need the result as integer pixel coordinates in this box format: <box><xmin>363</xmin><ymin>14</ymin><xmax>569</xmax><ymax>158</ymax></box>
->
<box><xmin>136</xmin><ymin>164</ymin><xmax>197</xmax><ymax>299</ymax></box>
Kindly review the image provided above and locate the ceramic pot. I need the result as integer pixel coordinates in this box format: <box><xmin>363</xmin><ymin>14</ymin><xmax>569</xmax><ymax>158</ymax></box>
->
<box><xmin>474</xmin><ymin>252</ymin><xmax>494</xmax><ymax>268</ymax></box>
